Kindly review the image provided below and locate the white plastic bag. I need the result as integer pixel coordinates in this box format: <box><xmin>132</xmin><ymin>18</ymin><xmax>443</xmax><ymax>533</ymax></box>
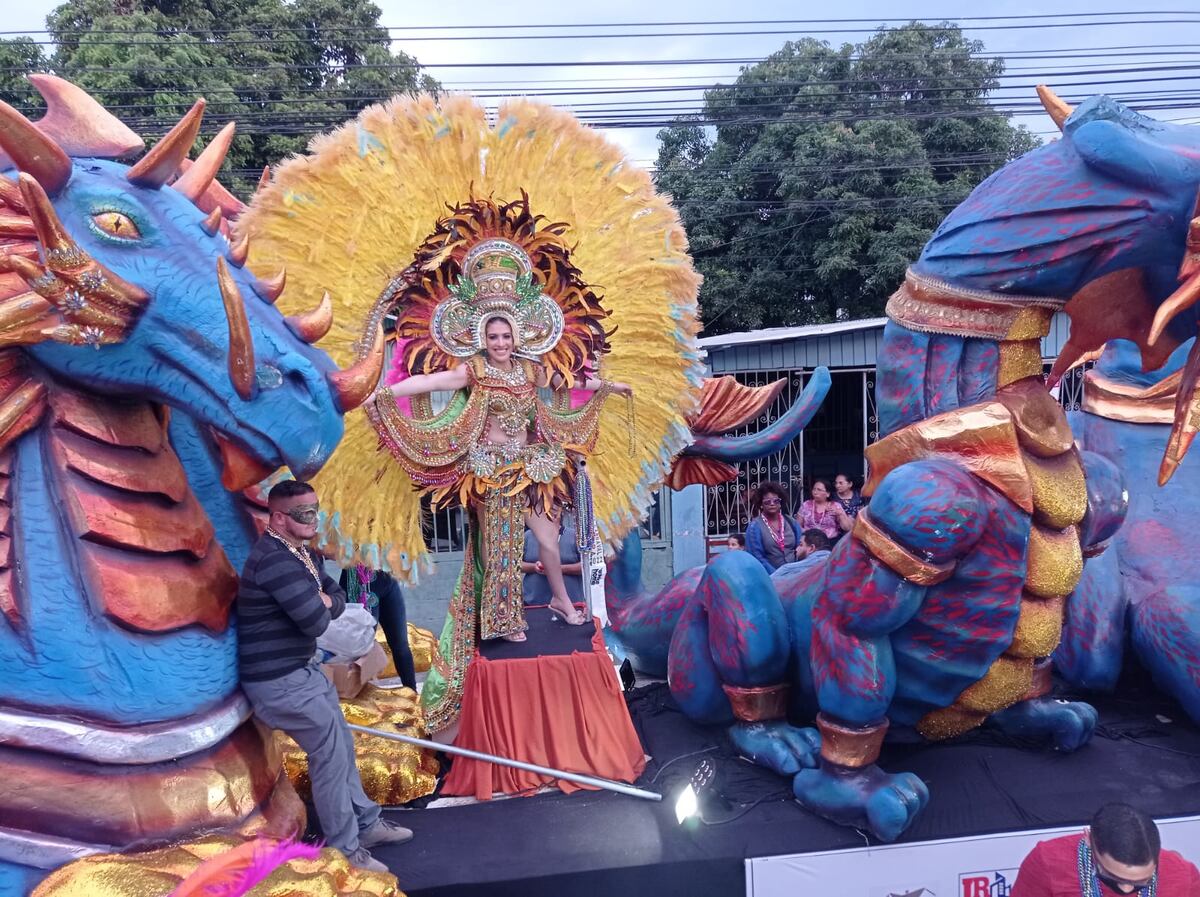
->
<box><xmin>316</xmin><ymin>603</ymin><xmax>377</xmax><ymax>664</ymax></box>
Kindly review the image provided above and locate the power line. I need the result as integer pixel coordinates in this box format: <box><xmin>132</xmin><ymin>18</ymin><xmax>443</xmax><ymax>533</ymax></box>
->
<box><xmin>9</xmin><ymin>17</ymin><xmax>1200</xmax><ymax>46</ymax></box>
<box><xmin>4</xmin><ymin>10</ymin><xmax>1199</xmax><ymax>37</ymax></box>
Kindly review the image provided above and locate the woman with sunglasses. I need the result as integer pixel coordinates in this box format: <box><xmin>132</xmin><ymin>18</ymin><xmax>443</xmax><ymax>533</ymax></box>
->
<box><xmin>744</xmin><ymin>481</ymin><xmax>804</xmax><ymax>574</ymax></box>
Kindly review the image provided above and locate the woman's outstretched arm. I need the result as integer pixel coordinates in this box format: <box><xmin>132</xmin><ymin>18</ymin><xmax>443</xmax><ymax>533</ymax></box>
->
<box><xmin>380</xmin><ymin>366</ymin><xmax>470</xmax><ymax>399</ymax></box>
<box><xmin>533</xmin><ymin>363</ymin><xmax>632</xmax><ymax>395</ymax></box>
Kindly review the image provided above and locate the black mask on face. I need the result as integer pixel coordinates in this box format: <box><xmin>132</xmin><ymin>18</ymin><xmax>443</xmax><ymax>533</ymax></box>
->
<box><xmin>283</xmin><ymin>503</ymin><xmax>319</xmax><ymax>525</ymax></box>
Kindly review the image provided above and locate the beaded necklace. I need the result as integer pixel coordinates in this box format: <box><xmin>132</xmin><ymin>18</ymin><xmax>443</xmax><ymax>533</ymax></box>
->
<box><xmin>760</xmin><ymin>513</ymin><xmax>787</xmax><ymax>553</ymax></box>
<box><xmin>266</xmin><ymin>527</ymin><xmax>321</xmax><ymax>588</ymax></box>
<box><xmin>344</xmin><ymin>563</ymin><xmax>379</xmax><ymax>609</ymax></box>
<box><xmin>483</xmin><ymin>358</ymin><xmax>527</xmax><ymax>386</ymax></box>
<box><xmin>1077</xmin><ymin>838</ymin><xmax>1157</xmax><ymax>897</ymax></box>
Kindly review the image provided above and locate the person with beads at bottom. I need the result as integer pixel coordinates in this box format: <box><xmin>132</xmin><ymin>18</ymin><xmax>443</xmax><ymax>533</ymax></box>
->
<box><xmin>1012</xmin><ymin>802</ymin><xmax>1200</xmax><ymax>896</ymax></box>
<box><xmin>237</xmin><ymin>480</ymin><xmax>413</xmax><ymax>873</ymax></box>
<box><xmin>340</xmin><ymin>564</ymin><xmax>417</xmax><ymax>690</ymax></box>
<box><xmin>744</xmin><ymin>481</ymin><xmax>803</xmax><ymax>574</ymax></box>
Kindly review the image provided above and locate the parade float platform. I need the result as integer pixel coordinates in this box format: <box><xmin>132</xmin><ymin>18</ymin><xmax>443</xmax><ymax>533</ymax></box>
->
<box><xmin>370</xmin><ymin>670</ymin><xmax>1200</xmax><ymax>897</ymax></box>
<box><xmin>440</xmin><ymin>607</ymin><xmax>646</xmax><ymax>799</ymax></box>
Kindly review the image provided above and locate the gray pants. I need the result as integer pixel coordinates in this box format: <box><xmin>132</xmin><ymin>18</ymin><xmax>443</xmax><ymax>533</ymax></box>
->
<box><xmin>242</xmin><ymin>662</ymin><xmax>380</xmax><ymax>852</ymax></box>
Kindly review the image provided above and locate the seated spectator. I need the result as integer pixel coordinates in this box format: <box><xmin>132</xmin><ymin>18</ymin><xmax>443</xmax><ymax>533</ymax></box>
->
<box><xmin>727</xmin><ymin>533</ymin><xmax>746</xmax><ymax>550</ymax></box>
<box><xmin>771</xmin><ymin>529</ymin><xmax>832</xmax><ymax>579</ymax></box>
<box><xmin>833</xmin><ymin>472</ymin><xmax>866</xmax><ymax>530</ymax></box>
<box><xmin>521</xmin><ymin>509</ymin><xmax>584</xmax><ymax>607</ymax></box>
<box><xmin>340</xmin><ymin>565</ymin><xmax>416</xmax><ymax>690</ymax></box>
<box><xmin>745</xmin><ymin>481</ymin><xmax>802</xmax><ymax>574</ymax></box>
<box><xmin>797</xmin><ymin>478</ymin><xmax>847</xmax><ymax>542</ymax></box>
<box><xmin>1012</xmin><ymin>802</ymin><xmax>1200</xmax><ymax>896</ymax></box>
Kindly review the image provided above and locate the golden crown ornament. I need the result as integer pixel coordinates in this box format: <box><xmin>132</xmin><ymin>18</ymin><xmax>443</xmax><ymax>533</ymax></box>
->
<box><xmin>429</xmin><ymin>238</ymin><xmax>566</xmax><ymax>359</ymax></box>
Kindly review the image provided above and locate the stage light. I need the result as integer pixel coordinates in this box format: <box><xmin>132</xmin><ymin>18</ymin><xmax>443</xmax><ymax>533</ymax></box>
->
<box><xmin>674</xmin><ymin>759</ymin><xmax>716</xmax><ymax>824</ymax></box>
<box><xmin>675</xmin><ymin>783</ymin><xmax>699</xmax><ymax>824</ymax></box>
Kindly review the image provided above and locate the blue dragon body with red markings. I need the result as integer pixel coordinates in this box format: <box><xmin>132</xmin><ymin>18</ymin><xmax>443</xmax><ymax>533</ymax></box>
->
<box><xmin>609</xmin><ymin>90</ymin><xmax>1200</xmax><ymax>841</ymax></box>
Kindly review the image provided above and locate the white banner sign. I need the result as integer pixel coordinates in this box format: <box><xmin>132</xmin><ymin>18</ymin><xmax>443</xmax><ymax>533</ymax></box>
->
<box><xmin>746</xmin><ymin>816</ymin><xmax>1200</xmax><ymax>897</ymax></box>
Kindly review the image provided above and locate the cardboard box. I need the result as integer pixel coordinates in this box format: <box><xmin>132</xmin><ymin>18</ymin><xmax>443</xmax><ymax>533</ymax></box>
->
<box><xmin>321</xmin><ymin>642</ymin><xmax>389</xmax><ymax>699</ymax></box>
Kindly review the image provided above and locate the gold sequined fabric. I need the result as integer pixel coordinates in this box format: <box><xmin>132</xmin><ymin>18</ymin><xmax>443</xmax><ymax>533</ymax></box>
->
<box><xmin>279</xmin><ymin>685</ymin><xmax>438</xmax><ymax>806</ymax></box>
<box><xmin>864</xmin><ymin>358</ymin><xmax>1089</xmax><ymax>743</ymax></box>
<box><xmin>406</xmin><ymin>624</ymin><xmax>436</xmax><ymax>674</ymax></box>
<box><xmin>30</xmin><ymin>834</ymin><xmax>401</xmax><ymax>897</ymax></box>
<box><xmin>374</xmin><ymin>625</ymin><xmax>438</xmax><ymax>678</ymax></box>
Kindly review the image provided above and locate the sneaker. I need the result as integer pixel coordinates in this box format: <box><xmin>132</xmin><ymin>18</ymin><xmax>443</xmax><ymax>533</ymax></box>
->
<box><xmin>346</xmin><ymin>847</ymin><xmax>388</xmax><ymax>873</ymax></box>
<box><xmin>359</xmin><ymin>818</ymin><xmax>415</xmax><ymax>848</ymax></box>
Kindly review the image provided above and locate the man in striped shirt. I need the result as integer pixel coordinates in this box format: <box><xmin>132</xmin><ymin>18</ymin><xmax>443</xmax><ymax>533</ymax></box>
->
<box><xmin>238</xmin><ymin>480</ymin><xmax>412</xmax><ymax>872</ymax></box>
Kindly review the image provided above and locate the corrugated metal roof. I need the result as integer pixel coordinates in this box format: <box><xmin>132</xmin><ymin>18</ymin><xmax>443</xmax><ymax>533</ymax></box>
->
<box><xmin>698</xmin><ymin>317</ymin><xmax>889</xmax><ymax>348</ymax></box>
<box><xmin>702</xmin><ymin>313</ymin><xmax>1072</xmax><ymax>374</ymax></box>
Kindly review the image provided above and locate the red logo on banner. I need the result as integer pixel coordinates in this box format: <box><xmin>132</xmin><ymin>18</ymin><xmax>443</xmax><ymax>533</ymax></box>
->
<box><xmin>959</xmin><ymin>871</ymin><xmax>1013</xmax><ymax>897</ymax></box>
<box><xmin>962</xmin><ymin>878</ymin><xmax>990</xmax><ymax>897</ymax></box>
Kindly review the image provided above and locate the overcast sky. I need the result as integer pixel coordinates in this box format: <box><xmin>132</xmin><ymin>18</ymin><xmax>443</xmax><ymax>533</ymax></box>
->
<box><xmin>4</xmin><ymin>0</ymin><xmax>1196</xmax><ymax>164</ymax></box>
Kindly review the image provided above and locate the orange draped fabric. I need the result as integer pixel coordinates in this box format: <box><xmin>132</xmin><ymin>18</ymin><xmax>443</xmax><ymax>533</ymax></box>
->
<box><xmin>441</xmin><ymin>623</ymin><xmax>647</xmax><ymax>799</ymax></box>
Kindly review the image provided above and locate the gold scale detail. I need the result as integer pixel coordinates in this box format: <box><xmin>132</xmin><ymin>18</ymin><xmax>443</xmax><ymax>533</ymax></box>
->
<box><xmin>916</xmin><ymin>314</ymin><xmax>1088</xmax><ymax>741</ymax></box>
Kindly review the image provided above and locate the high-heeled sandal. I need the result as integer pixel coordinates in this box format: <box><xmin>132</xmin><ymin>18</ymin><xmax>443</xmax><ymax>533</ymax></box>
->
<box><xmin>548</xmin><ymin>599</ymin><xmax>587</xmax><ymax>626</ymax></box>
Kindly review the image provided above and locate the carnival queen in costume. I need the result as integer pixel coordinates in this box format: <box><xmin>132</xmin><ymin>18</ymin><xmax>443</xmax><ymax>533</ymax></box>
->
<box><xmin>236</xmin><ymin>94</ymin><xmax>704</xmax><ymax>733</ymax></box>
<box><xmin>379</xmin><ymin>228</ymin><xmax>632</xmax><ymax>631</ymax></box>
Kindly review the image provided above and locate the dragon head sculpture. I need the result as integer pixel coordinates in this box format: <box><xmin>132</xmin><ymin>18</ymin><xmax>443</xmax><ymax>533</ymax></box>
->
<box><xmin>0</xmin><ymin>75</ymin><xmax>383</xmax><ymax>488</ymax></box>
<box><xmin>907</xmin><ymin>86</ymin><xmax>1200</xmax><ymax>483</ymax></box>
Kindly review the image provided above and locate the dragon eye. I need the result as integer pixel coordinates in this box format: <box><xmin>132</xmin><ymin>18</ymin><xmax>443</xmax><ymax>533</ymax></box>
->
<box><xmin>91</xmin><ymin>211</ymin><xmax>141</xmax><ymax>240</ymax></box>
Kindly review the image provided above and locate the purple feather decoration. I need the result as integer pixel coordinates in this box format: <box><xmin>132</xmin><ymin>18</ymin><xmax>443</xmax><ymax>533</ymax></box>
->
<box><xmin>202</xmin><ymin>837</ymin><xmax>322</xmax><ymax>897</ymax></box>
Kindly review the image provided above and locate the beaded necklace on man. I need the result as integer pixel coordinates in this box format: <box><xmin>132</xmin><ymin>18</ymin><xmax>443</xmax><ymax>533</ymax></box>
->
<box><xmin>1077</xmin><ymin>839</ymin><xmax>1157</xmax><ymax>897</ymax></box>
<box><xmin>266</xmin><ymin>527</ymin><xmax>322</xmax><ymax>588</ymax></box>
<box><xmin>761</xmin><ymin>513</ymin><xmax>787</xmax><ymax>553</ymax></box>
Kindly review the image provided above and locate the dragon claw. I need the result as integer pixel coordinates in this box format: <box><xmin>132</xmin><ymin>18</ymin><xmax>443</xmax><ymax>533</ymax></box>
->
<box><xmin>728</xmin><ymin>721</ymin><xmax>820</xmax><ymax>776</ymax></box>
<box><xmin>793</xmin><ymin>762</ymin><xmax>929</xmax><ymax>842</ymax></box>
<box><xmin>990</xmin><ymin>697</ymin><xmax>1098</xmax><ymax>752</ymax></box>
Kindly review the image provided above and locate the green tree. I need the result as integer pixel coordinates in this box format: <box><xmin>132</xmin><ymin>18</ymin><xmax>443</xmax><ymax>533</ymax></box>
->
<box><xmin>5</xmin><ymin>0</ymin><xmax>437</xmax><ymax>197</ymax></box>
<box><xmin>656</xmin><ymin>24</ymin><xmax>1039</xmax><ymax>334</ymax></box>
<box><xmin>0</xmin><ymin>38</ymin><xmax>48</xmax><ymax>106</ymax></box>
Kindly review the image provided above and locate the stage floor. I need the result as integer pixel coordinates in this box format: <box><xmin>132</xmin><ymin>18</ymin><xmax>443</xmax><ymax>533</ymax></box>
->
<box><xmin>374</xmin><ymin>656</ymin><xmax>1200</xmax><ymax>897</ymax></box>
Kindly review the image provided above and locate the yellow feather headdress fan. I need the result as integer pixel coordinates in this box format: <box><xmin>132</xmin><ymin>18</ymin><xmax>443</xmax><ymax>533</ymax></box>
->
<box><xmin>236</xmin><ymin>94</ymin><xmax>704</xmax><ymax>581</ymax></box>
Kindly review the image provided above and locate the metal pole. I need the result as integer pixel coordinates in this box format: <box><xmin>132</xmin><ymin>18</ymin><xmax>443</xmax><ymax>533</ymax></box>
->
<box><xmin>346</xmin><ymin>723</ymin><xmax>663</xmax><ymax>802</ymax></box>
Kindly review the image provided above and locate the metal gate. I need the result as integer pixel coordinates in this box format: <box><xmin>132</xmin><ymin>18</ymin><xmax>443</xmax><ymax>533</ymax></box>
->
<box><xmin>705</xmin><ymin>364</ymin><xmax>1090</xmax><ymax>539</ymax></box>
<box><xmin>705</xmin><ymin>369</ymin><xmax>874</xmax><ymax>538</ymax></box>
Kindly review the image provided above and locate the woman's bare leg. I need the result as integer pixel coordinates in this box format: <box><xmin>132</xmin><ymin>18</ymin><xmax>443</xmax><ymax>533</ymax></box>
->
<box><xmin>526</xmin><ymin>509</ymin><xmax>585</xmax><ymax>625</ymax></box>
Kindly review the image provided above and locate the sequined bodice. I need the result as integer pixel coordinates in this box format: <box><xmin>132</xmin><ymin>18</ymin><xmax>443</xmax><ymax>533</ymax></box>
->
<box><xmin>473</xmin><ymin>358</ymin><xmax>538</xmax><ymax>438</ymax></box>
<box><xmin>486</xmin><ymin>389</ymin><xmax>536</xmax><ymax>436</ymax></box>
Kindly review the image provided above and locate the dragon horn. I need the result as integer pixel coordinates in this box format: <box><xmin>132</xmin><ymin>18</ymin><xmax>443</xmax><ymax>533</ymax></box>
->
<box><xmin>257</xmin><ymin>268</ymin><xmax>286</xmax><ymax>304</ymax></box>
<box><xmin>16</xmin><ymin>173</ymin><xmax>72</xmax><ymax>251</ymax></box>
<box><xmin>1159</xmin><ymin>333</ymin><xmax>1200</xmax><ymax>485</ymax></box>
<box><xmin>327</xmin><ymin>323</ymin><xmax>385</xmax><ymax>413</ymax></box>
<box><xmin>216</xmin><ymin>257</ymin><xmax>256</xmax><ymax>401</ymax></box>
<box><xmin>0</xmin><ymin>99</ymin><xmax>72</xmax><ymax>196</ymax></box>
<box><xmin>1036</xmin><ymin>85</ymin><xmax>1073</xmax><ymax>131</ymax></box>
<box><xmin>126</xmin><ymin>99</ymin><xmax>206</xmax><ymax>189</ymax></box>
<box><xmin>286</xmin><ymin>291</ymin><xmax>332</xmax><ymax>342</ymax></box>
<box><xmin>172</xmin><ymin>120</ymin><xmax>235</xmax><ymax>202</ymax></box>
<box><xmin>1148</xmin><ymin>273</ymin><xmax>1200</xmax><ymax>346</ymax></box>
<box><xmin>256</xmin><ymin>165</ymin><xmax>270</xmax><ymax>194</ymax></box>
<box><xmin>200</xmin><ymin>206</ymin><xmax>223</xmax><ymax>236</ymax></box>
<box><xmin>27</xmin><ymin>74</ymin><xmax>142</xmax><ymax>159</ymax></box>
<box><xmin>229</xmin><ymin>233</ymin><xmax>250</xmax><ymax>267</ymax></box>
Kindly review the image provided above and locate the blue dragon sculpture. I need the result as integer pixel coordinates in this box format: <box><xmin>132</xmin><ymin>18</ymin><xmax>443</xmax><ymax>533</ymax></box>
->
<box><xmin>0</xmin><ymin>76</ymin><xmax>382</xmax><ymax>895</ymax></box>
<box><xmin>609</xmin><ymin>88</ymin><xmax>1200</xmax><ymax>842</ymax></box>
<box><xmin>1057</xmin><ymin>336</ymin><xmax>1200</xmax><ymax>724</ymax></box>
